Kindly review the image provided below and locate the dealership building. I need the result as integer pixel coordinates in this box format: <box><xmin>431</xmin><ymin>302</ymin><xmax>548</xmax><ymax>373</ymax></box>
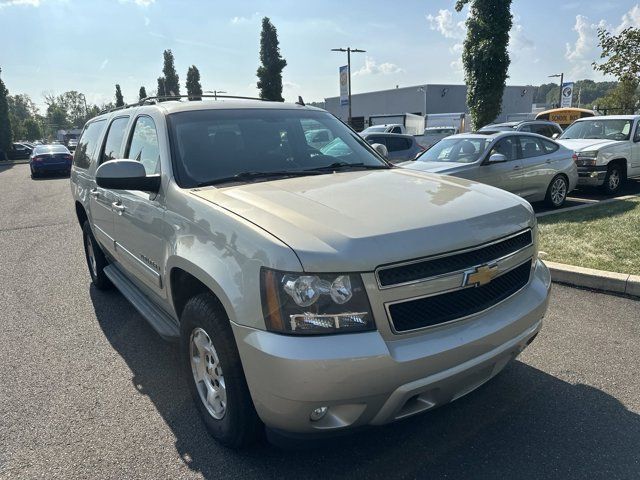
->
<box><xmin>324</xmin><ymin>83</ymin><xmax>534</xmax><ymax>130</ymax></box>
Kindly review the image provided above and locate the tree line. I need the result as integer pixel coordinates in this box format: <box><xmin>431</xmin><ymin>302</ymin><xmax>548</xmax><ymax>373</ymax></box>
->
<box><xmin>0</xmin><ymin>17</ymin><xmax>286</xmax><ymax>153</ymax></box>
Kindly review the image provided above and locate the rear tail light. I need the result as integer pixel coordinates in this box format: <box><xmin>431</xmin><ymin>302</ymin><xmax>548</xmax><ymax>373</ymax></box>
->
<box><xmin>572</xmin><ymin>153</ymin><xmax>578</xmax><ymax>162</ymax></box>
<box><xmin>32</xmin><ymin>155</ymin><xmax>42</xmax><ymax>162</ymax></box>
<box><xmin>66</xmin><ymin>154</ymin><xmax>73</xmax><ymax>161</ymax></box>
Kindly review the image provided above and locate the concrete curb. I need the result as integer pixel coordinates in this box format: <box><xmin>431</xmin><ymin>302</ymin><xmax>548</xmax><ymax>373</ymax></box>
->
<box><xmin>545</xmin><ymin>260</ymin><xmax>640</xmax><ymax>298</ymax></box>
<box><xmin>536</xmin><ymin>194</ymin><xmax>639</xmax><ymax>218</ymax></box>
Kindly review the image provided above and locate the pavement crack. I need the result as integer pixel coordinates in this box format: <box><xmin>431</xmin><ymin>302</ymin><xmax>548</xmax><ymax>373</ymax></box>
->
<box><xmin>0</xmin><ymin>221</ymin><xmax>74</xmax><ymax>233</ymax></box>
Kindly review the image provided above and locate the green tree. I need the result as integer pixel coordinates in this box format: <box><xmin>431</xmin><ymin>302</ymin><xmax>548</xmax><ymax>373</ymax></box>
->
<box><xmin>162</xmin><ymin>49</ymin><xmax>180</xmax><ymax>96</ymax></box>
<box><xmin>0</xmin><ymin>68</ymin><xmax>13</xmax><ymax>157</ymax></box>
<box><xmin>157</xmin><ymin>76</ymin><xmax>166</xmax><ymax>99</ymax></box>
<box><xmin>256</xmin><ymin>17</ymin><xmax>287</xmax><ymax>102</ymax></box>
<box><xmin>139</xmin><ymin>86</ymin><xmax>147</xmax><ymax>101</ymax></box>
<box><xmin>45</xmin><ymin>103</ymin><xmax>69</xmax><ymax>138</ymax></box>
<box><xmin>592</xmin><ymin>26</ymin><xmax>640</xmax><ymax>113</ymax></box>
<box><xmin>23</xmin><ymin>118</ymin><xmax>42</xmax><ymax>140</ymax></box>
<box><xmin>455</xmin><ymin>0</ymin><xmax>512</xmax><ymax>129</ymax></box>
<box><xmin>186</xmin><ymin>65</ymin><xmax>203</xmax><ymax>100</ymax></box>
<box><xmin>115</xmin><ymin>84</ymin><xmax>124</xmax><ymax>107</ymax></box>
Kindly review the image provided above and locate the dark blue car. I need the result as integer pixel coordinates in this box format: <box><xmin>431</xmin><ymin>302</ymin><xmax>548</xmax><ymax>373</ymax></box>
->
<box><xmin>29</xmin><ymin>144</ymin><xmax>73</xmax><ymax>178</ymax></box>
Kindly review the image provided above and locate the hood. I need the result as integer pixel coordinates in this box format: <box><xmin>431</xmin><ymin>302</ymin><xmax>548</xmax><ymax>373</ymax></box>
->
<box><xmin>556</xmin><ymin>138</ymin><xmax>622</xmax><ymax>152</ymax></box>
<box><xmin>191</xmin><ymin>170</ymin><xmax>534</xmax><ymax>272</ymax></box>
<box><xmin>401</xmin><ymin>161</ymin><xmax>475</xmax><ymax>175</ymax></box>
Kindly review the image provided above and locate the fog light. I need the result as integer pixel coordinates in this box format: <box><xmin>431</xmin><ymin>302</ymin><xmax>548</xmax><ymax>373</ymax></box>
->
<box><xmin>310</xmin><ymin>406</ymin><xmax>328</xmax><ymax>421</ymax></box>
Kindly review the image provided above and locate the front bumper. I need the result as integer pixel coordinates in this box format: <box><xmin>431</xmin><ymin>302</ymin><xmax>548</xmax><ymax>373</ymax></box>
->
<box><xmin>577</xmin><ymin>165</ymin><xmax>607</xmax><ymax>186</ymax></box>
<box><xmin>233</xmin><ymin>259</ymin><xmax>551</xmax><ymax>434</ymax></box>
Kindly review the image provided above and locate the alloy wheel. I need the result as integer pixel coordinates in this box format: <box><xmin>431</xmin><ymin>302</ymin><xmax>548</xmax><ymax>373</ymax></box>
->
<box><xmin>190</xmin><ymin>327</ymin><xmax>227</xmax><ymax>420</ymax></box>
<box><xmin>85</xmin><ymin>235</ymin><xmax>98</xmax><ymax>278</ymax></box>
<box><xmin>550</xmin><ymin>177</ymin><xmax>567</xmax><ymax>206</ymax></box>
<box><xmin>608</xmin><ymin>169</ymin><xmax>620</xmax><ymax>191</ymax></box>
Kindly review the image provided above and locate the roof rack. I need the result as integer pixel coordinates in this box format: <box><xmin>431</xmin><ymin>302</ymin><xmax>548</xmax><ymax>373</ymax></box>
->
<box><xmin>99</xmin><ymin>94</ymin><xmax>279</xmax><ymax>114</ymax></box>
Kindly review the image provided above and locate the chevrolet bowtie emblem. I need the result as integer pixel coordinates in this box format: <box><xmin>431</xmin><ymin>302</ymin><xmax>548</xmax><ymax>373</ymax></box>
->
<box><xmin>464</xmin><ymin>264</ymin><xmax>499</xmax><ymax>287</ymax></box>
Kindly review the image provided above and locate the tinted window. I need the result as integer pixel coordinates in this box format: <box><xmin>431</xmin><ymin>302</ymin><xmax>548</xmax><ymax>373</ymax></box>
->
<box><xmin>386</xmin><ymin>136</ymin><xmax>411</xmax><ymax>152</ymax></box>
<box><xmin>519</xmin><ymin>136</ymin><xmax>545</xmax><ymax>158</ymax></box>
<box><xmin>101</xmin><ymin>117</ymin><xmax>129</xmax><ymax>163</ymax></box>
<box><xmin>489</xmin><ymin>137</ymin><xmax>518</xmax><ymax>161</ymax></box>
<box><xmin>541</xmin><ymin>139</ymin><xmax>559</xmax><ymax>153</ymax></box>
<box><xmin>73</xmin><ymin>120</ymin><xmax>106</xmax><ymax>169</ymax></box>
<box><xmin>126</xmin><ymin>116</ymin><xmax>160</xmax><ymax>175</ymax></box>
<box><xmin>366</xmin><ymin>136</ymin><xmax>387</xmax><ymax>146</ymax></box>
<box><xmin>390</xmin><ymin>126</ymin><xmax>402</xmax><ymax>134</ymax></box>
<box><xmin>168</xmin><ymin>109</ymin><xmax>387</xmax><ymax>187</ymax></box>
<box><xmin>519</xmin><ymin>124</ymin><xmax>532</xmax><ymax>132</ymax></box>
<box><xmin>35</xmin><ymin>145</ymin><xmax>69</xmax><ymax>154</ymax></box>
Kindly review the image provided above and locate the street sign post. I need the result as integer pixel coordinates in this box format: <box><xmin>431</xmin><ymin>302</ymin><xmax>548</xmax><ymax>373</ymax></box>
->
<box><xmin>561</xmin><ymin>82</ymin><xmax>574</xmax><ymax>108</ymax></box>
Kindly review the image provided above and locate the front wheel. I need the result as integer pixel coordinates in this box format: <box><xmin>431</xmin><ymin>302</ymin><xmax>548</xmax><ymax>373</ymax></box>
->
<box><xmin>545</xmin><ymin>175</ymin><xmax>568</xmax><ymax>208</ymax></box>
<box><xmin>602</xmin><ymin>164</ymin><xmax>623</xmax><ymax>195</ymax></box>
<box><xmin>180</xmin><ymin>293</ymin><xmax>262</xmax><ymax>448</ymax></box>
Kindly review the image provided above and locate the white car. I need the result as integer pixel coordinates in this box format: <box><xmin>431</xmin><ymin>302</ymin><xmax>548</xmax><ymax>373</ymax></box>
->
<box><xmin>556</xmin><ymin>115</ymin><xmax>640</xmax><ymax>194</ymax></box>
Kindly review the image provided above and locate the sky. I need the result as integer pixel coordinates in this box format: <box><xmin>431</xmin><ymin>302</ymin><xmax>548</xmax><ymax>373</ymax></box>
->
<box><xmin>1</xmin><ymin>0</ymin><xmax>640</xmax><ymax>113</ymax></box>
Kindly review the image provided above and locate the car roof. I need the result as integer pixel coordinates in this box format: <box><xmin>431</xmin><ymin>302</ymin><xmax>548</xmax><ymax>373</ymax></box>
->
<box><xmin>361</xmin><ymin>132</ymin><xmax>414</xmax><ymax>139</ymax></box>
<box><xmin>451</xmin><ymin>131</ymin><xmax>555</xmax><ymax>140</ymax></box>
<box><xmin>573</xmin><ymin>115</ymin><xmax>640</xmax><ymax>121</ymax></box>
<box><xmin>87</xmin><ymin>98</ymin><xmax>324</xmax><ymax>124</ymax></box>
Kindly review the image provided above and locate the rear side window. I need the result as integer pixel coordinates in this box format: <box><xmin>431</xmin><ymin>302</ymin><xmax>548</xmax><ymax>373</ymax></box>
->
<box><xmin>541</xmin><ymin>139</ymin><xmax>559</xmax><ymax>153</ymax></box>
<box><xmin>519</xmin><ymin>136</ymin><xmax>545</xmax><ymax>158</ymax></box>
<box><xmin>390</xmin><ymin>126</ymin><xmax>402</xmax><ymax>134</ymax></box>
<box><xmin>126</xmin><ymin>116</ymin><xmax>160</xmax><ymax>175</ymax></box>
<box><xmin>386</xmin><ymin>136</ymin><xmax>411</xmax><ymax>152</ymax></box>
<box><xmin>101</xmin><ymin>117</ymin><xmax>130</xmax><ymax>164</ymax></box>
<box><xmin>74</xmin><ymin>120</ymin><xmax>106</xmax><ymax>169</ymax></box>
<box><xmin>367</xmin><ymin>136</ymin><xmax>387</xmax><ymax>146</ymax></box>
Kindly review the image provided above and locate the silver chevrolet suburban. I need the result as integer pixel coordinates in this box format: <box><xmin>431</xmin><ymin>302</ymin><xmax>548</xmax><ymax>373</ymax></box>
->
<box><xmin>70</xmin><ymin>97</ymin><xmax>551</xmax><ymax>447</ymax></box>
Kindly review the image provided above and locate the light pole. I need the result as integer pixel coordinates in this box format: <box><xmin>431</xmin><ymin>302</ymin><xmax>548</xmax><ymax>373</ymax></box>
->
<box><xmin>418</xmin><ymin>86</ymin><xmax>427</xmax><ymax>116</ymax></box>
<box><xmin>331</xmin><ymin>47</ymin><xmax>365</xmax><ymax>125</ymax></box>
<box><xmin>549</xmin><ymin>73</ymin><xmax>564</xmax><ymax>108</ymax></box>
<box><xmin>204</xmin><ymin>90</ymin><xmax>227</xmax><ymax>100</ymax></box>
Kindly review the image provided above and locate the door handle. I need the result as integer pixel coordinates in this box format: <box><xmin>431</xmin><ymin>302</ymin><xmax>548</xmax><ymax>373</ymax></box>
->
<box><xmin>513</xmin><ymin>165</ymin><xmax>521</xmax><ymax>170</ymax></box>
<box><xmin>545</xmin><ymin>159</ymin><xmax>552</xmax><ymax>164</ymax></box>
<box><xmin>112</xmin><ymin>201</ymin><xmax>125</xmax><ymax>214</ymax></box>
<box><xmin>89</xmin><ymin>189</ymin><xmax>99</xmax><ymax>198</ymax></box>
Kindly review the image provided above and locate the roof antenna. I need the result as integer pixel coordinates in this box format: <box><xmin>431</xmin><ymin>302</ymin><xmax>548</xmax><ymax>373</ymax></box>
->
<box><xmin>296</xmin><ymin>95</ymin><xmax>305</xmax><ymax>106</ymax></box>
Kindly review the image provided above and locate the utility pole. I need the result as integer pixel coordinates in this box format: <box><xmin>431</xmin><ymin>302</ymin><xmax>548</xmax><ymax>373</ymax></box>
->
<box><xmin>331</xmin><ymin>47</ymin><xmax>365</xmax><ymax>125</ymax></box>
<box><xmin>549</xmin><ymin>73</ymin><xmax>564</xmax><ymax>108</ymax></box>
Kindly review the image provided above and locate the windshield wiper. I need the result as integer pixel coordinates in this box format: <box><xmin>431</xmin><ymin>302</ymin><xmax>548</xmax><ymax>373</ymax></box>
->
<box><xmin>305</xmin><ymin>161</ymin><xmax>390</xmax><ymax>172</ymax></box>
<box><xmin>197</xmin><ymin>170</ymin><xmax>323</xmax><ymax>187</ymax></box>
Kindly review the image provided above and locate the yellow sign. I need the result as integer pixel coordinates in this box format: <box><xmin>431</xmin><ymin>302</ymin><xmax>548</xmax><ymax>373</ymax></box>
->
<box><xmin>465</xmin><ymin>264</ymin><xmax>499</xmax><ymax>287</ymax></box>
<box><xmin>549</xmin><ymin>112</ymin><xmax>580</xmax><ymax>125</ymax></box>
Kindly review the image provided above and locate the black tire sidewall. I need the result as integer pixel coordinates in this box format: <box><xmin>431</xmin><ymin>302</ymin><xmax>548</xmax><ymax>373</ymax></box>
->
<box><xmin>179</xmin><ymin>293</ymin><xmax>261</xmax><ymax>448</ymax></box>
<box><xmin>81</xmin><ymin>221</ymin><xmax>112</xmax><ymax>290</ymax></box>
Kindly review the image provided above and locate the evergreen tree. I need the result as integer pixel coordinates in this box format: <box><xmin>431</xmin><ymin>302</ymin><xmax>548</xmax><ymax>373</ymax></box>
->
<box><xmin>157</xmin><ymin>77</ymin><xmax>166</xmax><ymax>101</ymax></box>
<box><xmin>0</xmin><ymin>68</ymin><xmax>13</xmax><ymax>158</ymax></box>
<box><xmin>256</xmin><ymin>17</ymin><xmax>287</xmax><ymax>102</ymax></box>
<box><xmin>186</xmin><ymin>65</ymin><xmax>203</xmax><ymax>100</ymax></box>
<box><xmin>139</xmin><ymin>86</ymin><xmax>147</xmax><ymax>101</ymax></box>
<box><xmin>115</xmin><ymin>84</ymin><xmax>124</xmax><ymax>107</ymax></box>
<box><xmin>455</xmin><ymin>0</ymin><xmax>512</xmax><ymax>129</ymax></box>
<box><xmin>162</xmin><ymin>49</ymin><xmax>180</xmax><ymax>97</ymax></box>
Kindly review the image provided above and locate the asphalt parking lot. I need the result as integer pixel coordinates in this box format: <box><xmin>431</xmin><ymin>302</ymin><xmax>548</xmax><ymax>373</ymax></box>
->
<box><xmin>0</xmin><ymin>163</ymin><xmax>638</xmax><ymax>479</ymax></box>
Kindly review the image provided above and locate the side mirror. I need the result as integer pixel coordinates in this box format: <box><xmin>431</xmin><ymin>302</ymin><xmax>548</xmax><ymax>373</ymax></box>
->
<box><xmin>96</xmin><ymin>159</ymin><xmax>160</xmax><ymax>192</ymax></box>
<box><xmin>552</xmin><ymin>133</ymin><xmax>559</xmax><ymax>139</ymax></box>
<box><xmin>371</xmin><ymin>143</ymin><xmax>389</xmax><ymax>159</ymax></box>
<box><xmin>487</xmin><ymin>153</ymin><xmax>507</xmax><ymax>164</ymax></box>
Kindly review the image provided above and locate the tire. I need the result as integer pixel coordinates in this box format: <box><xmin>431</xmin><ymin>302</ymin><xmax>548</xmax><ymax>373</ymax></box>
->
<box><xmin>82</xmin><ymin>221</ymin><xmax>112</xmax><ymax>290</ymax></box>
<box><xmin>544</xmin><ymin>175</ymin><xmax>569</xmax><ymax>208</ymax></box>
<box><xmin>30</xmin><ymin>168</ymin><xmax>38</xmax><ymax>179</ymax></box>
<box><xmin>602</xmin><ymin>163</ymin><xmax>623</xmax><ymax>195</ymax></box>
<box><xmin>180</xmin><ymin>293</ymin><xmax>262</xmax><ymax>448</ymax></box>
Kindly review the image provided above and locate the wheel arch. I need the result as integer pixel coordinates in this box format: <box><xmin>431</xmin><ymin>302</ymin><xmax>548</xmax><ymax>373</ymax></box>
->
<box><xmin>75</xmin><ymin>201</ymin><xmax>88</xmax><ymax>228</ymax></box>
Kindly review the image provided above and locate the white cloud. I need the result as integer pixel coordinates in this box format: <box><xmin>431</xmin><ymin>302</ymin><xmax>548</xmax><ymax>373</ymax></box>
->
<box><xmin>617</xmin><ymin>4</ymin><xmax>640</xmax><ymax>31</ymax></box>
<box><xmin>283</xmin><ymin>81</ymin><xmax>300</xmax><ymax>90</ymax></box>
<box><xmin>426</xmin><ymin>9</ymin><xmax>465</xmax><ymax>40</ymax></box>
<box><xmin>353</xmin><ymin>57</ymin><xmax>404</xmax><ymax>76</ymax></box>
<box><xmin>0</xmin><ymin>0</ymin><xmax>42</xmax><ymax>8</ymax></box>
<box><xmin>231</xmin><ymin>12</ymin><xmax>260</xmax><ymax>24</ymax></box>
<box><xmin>99</xmin><ymin>59</ymin><xmax>109</xmax><ymax>71</ymax></box>
<box><xmin>118</xmin><ymin>0</ymin><xmax>155</xmax><ymax>6</ymax></box>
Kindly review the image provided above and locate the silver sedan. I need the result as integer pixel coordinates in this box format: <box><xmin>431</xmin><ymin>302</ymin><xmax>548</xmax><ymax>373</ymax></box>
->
<box><xmin>401</xmin><ymin>131</ymin><xmax>578</xmax><ymax>208</ymax></box>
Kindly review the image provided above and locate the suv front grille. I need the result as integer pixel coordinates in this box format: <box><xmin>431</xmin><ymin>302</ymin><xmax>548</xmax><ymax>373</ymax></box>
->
<box><xmin>388</xmin><ymin>260</ymin><xmax>532</xmax><ymax>332</ymax></box>
<box><xmin>377</xmin><ymin>230</ymin><xmax>532</xmax><ymax>288</ymax></box>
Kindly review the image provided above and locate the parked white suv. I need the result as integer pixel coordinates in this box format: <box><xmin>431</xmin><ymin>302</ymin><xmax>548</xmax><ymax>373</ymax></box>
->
<box><xmin>557</xmin><ymin>115</ymin><xmax>640</xmax><ymax>194</ymax></box>
<box><xmin>70</xmin><ymin>97</ymin><xmax>551</xmax><ymax>447</ymax></box>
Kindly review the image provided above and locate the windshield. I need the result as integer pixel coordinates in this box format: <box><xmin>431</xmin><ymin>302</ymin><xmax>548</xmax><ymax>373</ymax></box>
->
<box><xmin>362</xmin><ymin>126</ymin><xmax>387</xmax><ymax>133</ymax></box>
<box><xmin>415</xmin><ymin>137</ymin><xmax>491</xmax><ymax>164</ymax></box>
<box><xmin>560</xmin><ymin>119</ymin><xmax>633</xmax><ymax>140</ymax></box>
<box><xmin>168</xmin><ymin>109</ymin><xmax>388</xmax><ymax>187</ymax></box>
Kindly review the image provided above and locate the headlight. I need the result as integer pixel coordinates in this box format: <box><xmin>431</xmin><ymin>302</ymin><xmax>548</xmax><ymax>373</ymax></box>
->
<box><xmin>261</xmin><ymin>269</ymin><xmax>374</xmax><ymax>335</ymax></box>
<box><xmin>576</xmin><ymin>151</ymin><xmax>598</xmax><ymax>166</ymax></box>
<box><xmin>578</xmin><ymin>150</ymin><xmax>598</xmax><ymax>158</ymax></box>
